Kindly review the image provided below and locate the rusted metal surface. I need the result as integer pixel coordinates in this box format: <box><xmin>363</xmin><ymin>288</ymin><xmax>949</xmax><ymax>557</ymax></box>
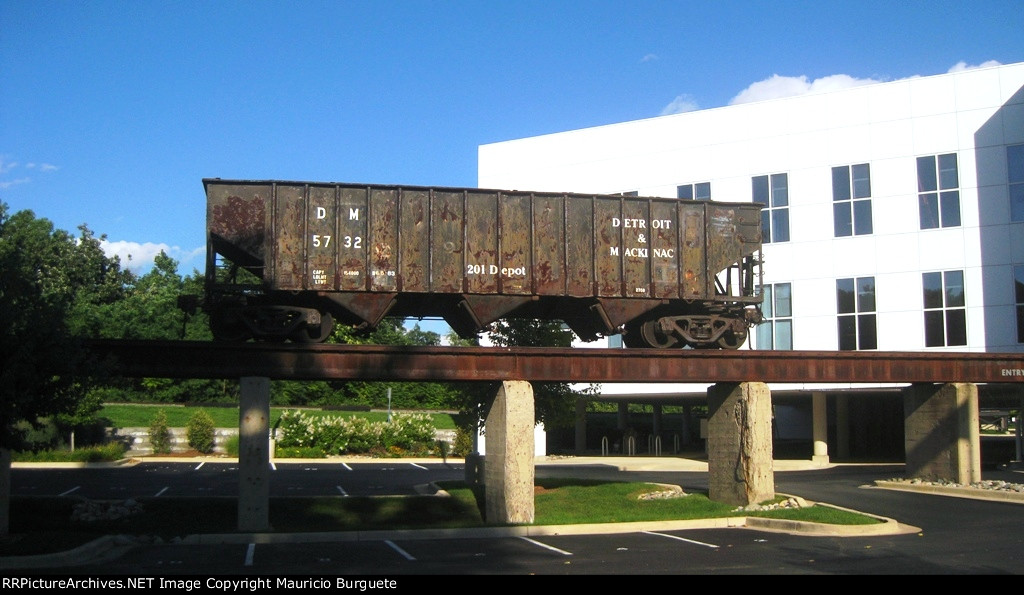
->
<box><xmin>201</xmin><ymin>179</ymin><xmax>762</xmax><ymax>344</ymax></box>
<box><xmin>88</xmin><ymin>340</ymin><xmax>1024</xmax><ymax>385</ymax></box>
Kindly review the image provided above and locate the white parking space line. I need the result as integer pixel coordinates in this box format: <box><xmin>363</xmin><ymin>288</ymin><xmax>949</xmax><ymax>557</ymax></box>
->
<box><xmin>518</xmin><ymin>536</ymin><xmax>573</xmax><ymax>556</ymax></box>
<box><xmin>642</xmin><ymin>531</ymin><xmax>720</xmax><ymax>549</ymax></box>
<box><xmin>385</xmin><ymin>540</ymin><xmax>416</xmax><ymax>561</ymax></box>
<box><xmin>194</xmin><ymin>462</ymin><xmax>205</xmax><ymax>470</ymax></box>
<box><xmin>59</xmin><ymin>486</ymin><xmax>80</xmax><ymax>497</ymax></box>
<box><xmin>341</xmin><ymin>463</ymin><xmax>352</xmax><ymax>471</ymax></box>
<box><xmin>155</xmin><ymin>487</ymin><xmax>169</xmax><ymax>497</ymax></box>
<box><xmin>244</xmin><ymin>543</ymin><xmax>255</xmax><ymax>566</ymax></box>
<box><xmin>336</xmin><ymin>486</ymin><xmax>348</xmax><ymax>496</ymax></box>
<box><xmin>270</xmin><ymin>462</ymin><xmax>277</xmax><ymax>471</ymax></box>
<box><xmin>409</xmin><ymin>463</ymin><xmax>427</xmax><ymax>470</ymax></box>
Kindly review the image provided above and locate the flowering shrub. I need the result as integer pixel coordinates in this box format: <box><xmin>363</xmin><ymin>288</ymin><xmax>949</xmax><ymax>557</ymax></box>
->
<box><xmin>274</xmin><ymin>411</ymin><xmax>437</xmax><ymax>457</ymax></box>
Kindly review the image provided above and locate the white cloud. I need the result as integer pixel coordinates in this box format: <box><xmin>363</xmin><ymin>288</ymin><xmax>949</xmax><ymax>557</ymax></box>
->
<box><xmin>0</xmin><ymin>177</ymin><xmax>31</xmax><ymax>189</ymax></box>
<box><xmin>0</xmin><ymin>155</ymin><xmax>59</xmax><ymax>188</ymax></box>
<box><xmin>640</xmin><ymin>53</ymin><xmax>658</xmax><ymax>63</ymax></box>
<box><xmin>26</xmin><ymin>162</ymin><xmax>59</xmax><ymax>172</ymax></box>
<box><xmin>725</xmin><ymin>61</ymin><xmax>1004</xmax><ymax>107</ymax></box>
<box><xmin>0</xmin><ymin>155</ymin><xmax>16</xmax><ymax>174</ymax></box>
<box><xmin>660</xmin><ymin>94</ymin><xmax>700</xmax><ymax>115</ymax></box>
<box><xmin>100</xmin><ymin>240</ymin><xmax>205</xmax><ymax>273</ymax></box>
<box><xmin>729</xmin><ymin>73</ymin><xmax>884</xmax><ymax>105</ymax></box>
<box><xmin>947</xmin><ymin>60</ymin><xmax>1001</xmax><ymax>73</ymax></box>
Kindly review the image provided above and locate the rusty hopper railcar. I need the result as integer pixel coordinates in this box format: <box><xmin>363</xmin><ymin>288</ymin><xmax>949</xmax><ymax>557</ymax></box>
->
<box><xmin>202</xmin><ymin>179</ymin><xmax>763</xmax><ymax>349</ymax></box>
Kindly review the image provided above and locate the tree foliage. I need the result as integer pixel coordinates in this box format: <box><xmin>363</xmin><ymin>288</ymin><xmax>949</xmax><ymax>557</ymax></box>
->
<box><xmin>484</xmin><ymin>318</ymin><xmax>596</xmax><ymax>429</ymax></box>
<box><xmin>0</xmin><ymin>204</ymin><xmax>126</xmax><ymax>449</ymax></box>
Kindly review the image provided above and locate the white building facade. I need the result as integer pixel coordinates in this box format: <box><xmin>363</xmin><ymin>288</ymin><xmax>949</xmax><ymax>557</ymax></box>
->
<box><xmin>477</xmin><ymin>62</ymin><xmax>1024</xmax><ymax>456</ymax></box>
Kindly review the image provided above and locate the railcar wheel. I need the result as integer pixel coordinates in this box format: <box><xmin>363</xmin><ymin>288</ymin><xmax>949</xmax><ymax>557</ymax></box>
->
<box><xmin>716</xmin><ymin>328</ymin><xmax>748</xmax><ymax>350</ymax></box>
<box><xmin>640</xmin><ymin>319</ymin><xmax>680</xmax><ymax>349</ymax></box>
<box><xmin>290</xmin><ymin>311</ymin><xmax>334</xmax><ymax>343</ymax></box>
<box><xmin>210</xmin><ymin>314</ymin><xmax>249</xmax><ymax>342</ymax></box>
<box><xmin>208</xmin><ymin>317</ymin><xmax>246</xmax><ymax>342</ymax></box>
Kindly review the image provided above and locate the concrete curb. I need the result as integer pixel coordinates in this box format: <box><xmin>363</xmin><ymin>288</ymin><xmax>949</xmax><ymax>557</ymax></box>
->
<box><xmin>0</xmin><ymin>535</ymin><xmax>138</xmax><ymax>571</ymax></box>
<box><xmin>872</xmin><ymin>480</ymin><xmax>1024</xmax><ymax>504</ymax></box>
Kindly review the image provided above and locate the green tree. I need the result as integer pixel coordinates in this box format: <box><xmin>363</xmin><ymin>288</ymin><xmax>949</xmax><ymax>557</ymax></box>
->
<box><xmin>0</xmin><ymin>207</ymin><xmax>123</xmax><ymax>447</ymax></box>
<box><xmin>0</xmin><ymin>204</ymin><xmax>126</xmax><ymax>533</ymax></box>
<box><xmin>485</xmin><ymin>318</ymin><xmax>596</xmax><ymax>430</ymax></box>
<box><xmin>322</xmin><ymin>319</ymin><xmax>464</xmax><ymax>410</ymax></box>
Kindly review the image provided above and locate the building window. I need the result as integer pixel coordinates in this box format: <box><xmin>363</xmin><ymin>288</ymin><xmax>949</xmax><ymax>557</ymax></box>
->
<box><xmin>1015</xmin><ymin>266</ymin><xmax>1024</xmax><ymax>343</ymax></box>
<box><xmin>1009</xmin><ymin>144</ymin><xmax>1024</xmax><ymax>222</ymax></box>
<box><xmin>753</xmin><ymin>173</ymin><xmax>789</xmax><ymax>242</ymax></box>
<box><xmin>833</xmin><ymin>164</ymin><xmax>873</xmax><ymax>236</ymax></box>
<box><xmin>923</xmin><ymin>270</ymin><xmax>966</xmax><ymax>347</ymax></box>
<box><xmin>917</xmin><ymin>153</ymin><xmax>961</xmax><ymax>229</ymax></box>
<box><xmin>619</xmin><ymin>191</ymin><xmax>639</xmax><ymax>197</ymax></box>
<box><xmin>755</xmin><ymin>282</ymin><xmax>792</xmax><ymax>350</ymax></box>
<box><xmin>677</xmin><ymin>182</ymin><xmax>711</xmax><ymax>200</ymax></box>
<box><xmin>837</xmin><ymin>277</ymin><xmax>877</xmax><ymax>350</ymax></box>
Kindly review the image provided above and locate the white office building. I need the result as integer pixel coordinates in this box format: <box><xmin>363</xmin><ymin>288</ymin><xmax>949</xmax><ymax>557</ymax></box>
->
<box><xmin>478</xmin><ymin>61</ymin><xmax>1024</xmax><ymax>460</ymax></box>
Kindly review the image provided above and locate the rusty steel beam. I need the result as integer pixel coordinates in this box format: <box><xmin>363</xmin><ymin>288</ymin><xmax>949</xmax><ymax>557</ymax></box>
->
<box><xmin>86</xmin><ymin>340</ymin><xmax>1024</xmax><ymax>385</ymax></box>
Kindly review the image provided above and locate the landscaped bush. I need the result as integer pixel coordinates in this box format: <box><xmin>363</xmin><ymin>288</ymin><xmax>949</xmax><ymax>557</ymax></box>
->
<box><xmin>148</xmin><ymin>409</ymin><xmax>172</xmax><ymax>454</ymax></box>
<box><xmin>224</xmin><ymin>434</ymin><xmax>239</xmax><ymax>457</ymax></box>
<box><xmin>12</xmin><ymin>442</ymin><xmax>127</xmax><ymax>463</ymax></box>
<box><xmin>451</xmin><ymin>426</ymin><xmax>474</xmax><ymax>457</ymax></box>
<box><xmin>185</xmin><ymin>409</ymin><xmax>216</xmax><ymax>453</ymax></box>
<box><xmin>274</xmin><ymin>410</ymin><xmax>437</xmax><ymax>457</ymax></box>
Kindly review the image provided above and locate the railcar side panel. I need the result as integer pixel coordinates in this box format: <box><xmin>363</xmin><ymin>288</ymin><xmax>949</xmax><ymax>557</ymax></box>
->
<box><xmin>398</xmin><ymin>189</ymin><xmax>429</xmax><ymax>292</ymax></box>
<box><xmin>273</xmin><ymin>184</ymin><xmax>304</xmax><ymax>289</ymax></box>
<box><xmin>565</xmin><ymin>196</ymin><xmax>594</xmax><ymax>297</ymax></box>
<box><xmin>465</xmin><ymin>191</ymin><xmax>499</xmax><ymax>294</ymax></box>
<box><xmin>499</xmin><ymin>194</ymin><xmax>532</xmax><ymax>295</ymax></box>
<box><xmin>594</xmin><ymin>196</ymin><xmax>622</xmax><ymax>297</ymax></box>
<box><xmin>206</xmin><ymin>181</ymin><xmax>269</xmax><ymax>269</ymax></box>
<box><xmin>533</xmin><ymin>194</ymin><xmax>565</xmax><ymax>295</ymax></box>
<box><xmin>431</xmin><ymin>190</ymin><xmax>464</xmax><ymax>293</ymax></box>
<box><xmin>679</xmin><ymin>202</ymin><xmax>707</xmax><ymax>299</ymax></box>
<box><xmin>306</xmin><ymin>184</ymin><xmax>337</xmax><ymax>290</ymax></box>
<box><xmin>621</xmin><ymin>198</ymin><xmax>651</xmax><ymax>299</ymax></box>
<box><xmin>367</xmin><ymin>187</ymin><xmax>398</xmax><ymax>292</ymax></box>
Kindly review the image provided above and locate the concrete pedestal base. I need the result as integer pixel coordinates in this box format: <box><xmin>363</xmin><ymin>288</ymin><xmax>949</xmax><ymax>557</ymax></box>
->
<box><xmin>707</xmin><ymin>382</ymin><xmax>775</xmax><ymax>506</ymax></box>
<box><xmin>483</xmin><ymin>380</ymin><xmax>535</xmax><ymax>525</ymax></box>
<box><xmin>238</xmin><ymin>377</ymin><xmax>271</xmax><ymax>532</ymax></box>
<box><xmin>904</xmin><ymin>382</ymin><xmax>981</xmax><ymax>484</ymax></box>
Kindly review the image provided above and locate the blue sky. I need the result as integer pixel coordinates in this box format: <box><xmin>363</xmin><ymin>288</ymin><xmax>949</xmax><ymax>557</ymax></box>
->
<box><xmin>2</xmin><ymin>1</ymin><xmax>1022</xmax><ymax>278</ymax></box>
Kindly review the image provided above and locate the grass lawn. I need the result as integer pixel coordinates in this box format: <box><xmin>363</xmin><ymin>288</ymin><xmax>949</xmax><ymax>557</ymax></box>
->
<box><xmin>1</xmin><ymin>478</ymin><xmax>882</xmax><ymax>558</ymax></box>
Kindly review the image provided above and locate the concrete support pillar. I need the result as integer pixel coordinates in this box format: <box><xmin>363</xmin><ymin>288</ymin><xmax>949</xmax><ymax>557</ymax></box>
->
<box><xmin>836</xmin><ymin>394</ymin><xmax>850</xmax><ymax>460</ymax></box>
<box><xmin>1016</xmin><ymin>393</ymin><xmax>1023</xmax><ymax>464</ymax></box>
<box><xmin>707</xmin><ymin>382</ymin><xmax>775</xmax><ymax>506</ymax></box>
<box><xmin>680</xmin><ymin>405</ymin><xmax>693</xmax><ymax>447</ymax></box>
<box><xmin>904</xmin><ymin>382</ymin><xmax>981</xmax><ymax>484</ymax></box>
<box><xmin>652</xmin><ymin>404</ymin><xmax>663</xmax><ymax>453</ymax></box>
<box><xmin>812</xmin><ymin>391</ymin><xmax>829</xmax><ymax>463</ymax></box>
<box><xmin>238</xmin><ymin>377</ymin><xmax>271</xmax><ymax>532</ymax></box>
<box><xmin>575</xmin><ymin>397</ymin><xmax>587</xmax><ymax>454</ymax></box>
<box><xmin>483</xmin><ymin>381</ymin><xmax>535</xmax><ymax>525</ymax></box>
<box><xmin>0</xmin><ymin>448</ymin><xmax>10</xmax><ymax>535</ymax></box>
